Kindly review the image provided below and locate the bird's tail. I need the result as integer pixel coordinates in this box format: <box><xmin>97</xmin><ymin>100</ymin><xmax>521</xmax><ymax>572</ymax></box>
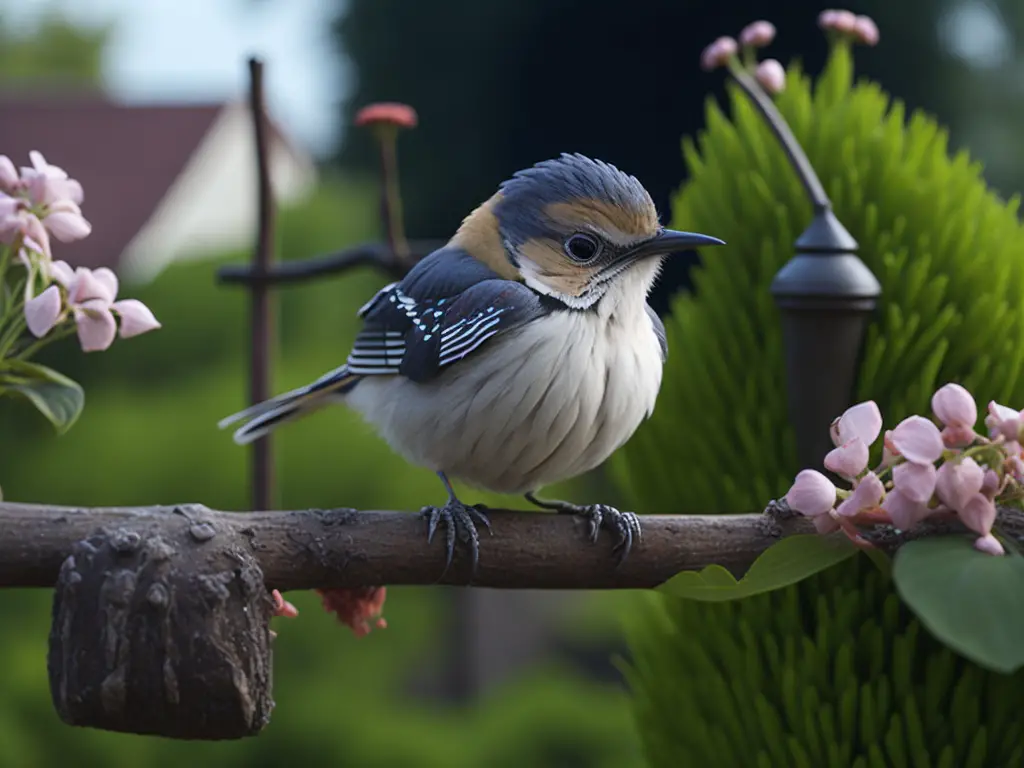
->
<box><xmin>217</xmin><ymin>365</ymin><xmax>362</xmax><ymax>445</ymax></box>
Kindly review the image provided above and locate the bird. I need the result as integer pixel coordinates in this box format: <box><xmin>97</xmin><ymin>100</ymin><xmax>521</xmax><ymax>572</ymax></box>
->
<box><xmin>219</xmin><ymin>153</ymin><xmax>724</xmax><ymax>574</ymax></box>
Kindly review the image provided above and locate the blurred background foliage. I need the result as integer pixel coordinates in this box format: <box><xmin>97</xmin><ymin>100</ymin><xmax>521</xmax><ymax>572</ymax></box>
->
<box><xmin>1</xmin><ymin>0</ymin><xmax>1024</xmax><ymax>765</ymax></box>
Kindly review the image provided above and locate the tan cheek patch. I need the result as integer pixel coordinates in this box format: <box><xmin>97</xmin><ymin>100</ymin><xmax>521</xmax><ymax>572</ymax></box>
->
<box><xmin>518</xmin><ymin>238</ymin><xmax>592</xmax><ymax>297</ymax></box>
<box><xmin>450</xmin><ymin>193</ymin><xmax>521</xmax><ymax>281</ymax></box>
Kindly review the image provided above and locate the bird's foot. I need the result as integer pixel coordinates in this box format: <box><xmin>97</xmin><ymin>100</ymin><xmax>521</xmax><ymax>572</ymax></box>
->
<box><xmin>525</xmin><ymin>493</ymin><xmax>641</xmax><ymax>565</ymax></box>
<box><xmin>419</xmin><ymin>499</ymin><xmax>492</xmax><ymax>577</ymax></box>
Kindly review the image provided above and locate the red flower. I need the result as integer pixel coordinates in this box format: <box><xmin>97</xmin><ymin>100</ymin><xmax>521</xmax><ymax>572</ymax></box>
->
<box><xmin>316</xmin><ymin>587</ymin><xmax>388</xmax><ymax>638</ymax></box>
<box><xmin>354</xmin><ymin>102</ymin><xmax>418</xmax><ymax>129</ymax></box>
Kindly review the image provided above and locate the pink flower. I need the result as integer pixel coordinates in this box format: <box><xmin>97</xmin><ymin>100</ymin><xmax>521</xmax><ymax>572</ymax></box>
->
<box><xmin>43</xmin><ymin>199</ymin><xmax>91</xmax><ymax>242</ymax></box>
<box><xmin>0</xmin><ymin>156</ymin><xmax>17</xmax><ymax>191</ymax></box>
<box><xmin>893</xmin><ymin>461</ymin><xmax>937</xmax><ymax>504</ymax></box>
<box><xmin>1006</xmin><ymin>456</ymin><xmax>1024</xmax><ymax>483</ymax></box>
<box><xmin>739</xmin><ymin>20</ymin><xmax>776</xmax><ymax>48</ymax></box>
<box><xmin>836</xmin><ymin>471</ymin><xmax>884</xmax><ymax>516</ymax></box>
<box><xmin>974</xmin><ymin>534</ymin><xmax>1005</xmax><ymax>556</ymax></box>
<box><xmin>271</xmin><ymin>589</ymin><xmax>299</xmax><ymax>618</ymax></box>
<box><xmin>700</xmin><ymin>36</ymin><xmax>739</xmax><ymax>71</ymax></box>
<box><xmin>20</xmin><ymin>151</ymin><xmax>83</xmax><ymax>208</ymax></box>
<box><xmin>26</xmin><ymin>261</ymin><xmax>161</xmax><ymax>351</ymax></box>
<box><xmin>111</xmin><ymin>299</ymin><xmax>161</xmax><ymax>338</ymax></box>
<box><xmin>830</xmin><ymin>401</ymin><xmax>883</xmax><ymax>447</ymax></box>
<box><xmin>24</xmin><ymin>285</ymin><xmax>62</xmax><ymax>338</ymax></box>
<box><xmin>981</xmin><ymin>468</ymin><xmax>1002</xmax><ymax>499</ymax></box>
<box><xmin>0</xmin><ymin>202</ymin><xmax>51</xmax><ymax>259</ymax></box>
<box><xmin>354</xmin><ymin>103</ymin><xmax>418</xmax><ymax>130</ymax></box>
<box><xmin>755</xmin><ymin>59</ymin><xmax>786</xmax><ymax>94</ymax></box>
<box><xmin>959</xmin><ymin>494</ymin><xmax>997</xmax><ymax>538</ymax></box>
<box><xmin>853</xmin><ymin>15</ymin><xmax>880</xmax><ymax>46</ymax></box>
<box><xmin>888</xmin><ymin>415</ymin><xmax>944</xmax><ymax>464</ymax></box>
<box><xmin>786</xmin><ymin>469</ymin><xmax>837</xmax><ymax>517</ymax></box>
<box><xmin>882</xmin><ymin>489</ymin><xmax>935</xmax><ymax>531</ymax></box>
<box><xmin>818</xmin><ymin>9</ymin><xmax>858</xmax><ymax>34</ymax></box>
<box><xmin>985</xmin><ymin>401</ymin><xmax>1021</xmax><ymax>443</ymax></box>
<box><xmin>931</xmin><ymin>382</ymin><xmax>977</xmax><ymax>446</ymax></box>
<box><xmin>934</xmin><ymin>457</ymin><xmax>984</xmax><ymax>511</ymax></box>
<box><xmin>824</xmin><ymin>436</ymin><xmax>869</xmax><ymax>480</ymax></box>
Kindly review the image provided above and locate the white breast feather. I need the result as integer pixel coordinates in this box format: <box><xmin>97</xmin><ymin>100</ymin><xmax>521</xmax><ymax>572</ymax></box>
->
<box><xmin>343</xmin><ymin>263</ymin><xmax>665</xmax><ymax>495</ymax></box>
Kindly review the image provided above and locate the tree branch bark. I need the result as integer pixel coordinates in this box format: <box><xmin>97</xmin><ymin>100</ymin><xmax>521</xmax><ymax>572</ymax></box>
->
<box><xmin>0</xmin><ymin>501</ymin><xmax>814</xmax><ymax>591</ymax></box>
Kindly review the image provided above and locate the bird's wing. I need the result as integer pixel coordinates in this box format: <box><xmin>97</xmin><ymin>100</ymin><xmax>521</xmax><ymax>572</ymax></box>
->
<box><xmin>645</xmin><ymin>303</ymin><xmax>668</xmax><ymax>362</ymax></box>
<box><xmin>346</xmin><ymin>246</ymin><xmax>548</xmax><ymax>383</ymax></box>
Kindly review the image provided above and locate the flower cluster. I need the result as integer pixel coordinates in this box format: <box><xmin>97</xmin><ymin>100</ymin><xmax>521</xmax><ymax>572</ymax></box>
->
<box><xmin>0</xmin><ymin>151</ymin><xmax>91</xmax><ymax>263</ymax></box>
<box><xmin>701</xmin><ymin>11</ymin><xmax>880</xmax><ymax>95</ymax></box>
<box><xmin>818</xmin><ymin>9</ymin><xmax>880</xmax><ymax>46</ymax></box>
<box><xmin>0</xmin><ymin>151</ymin><xmax>160</xmax><ymax>353</ymax></box>
<box><xmin>700</xmin><ymin>20</ymin><xmax>786</xmax><ymax>94</ymax></box>
<box><xmin>786</xmin><ymin>383</ymin><xmax>1016</xmax><ymax>556</ymax></box>
<box><xmin>270</xmin><ymin>587</ymin><xmax>388</xmax><ymax>640</ymax></box>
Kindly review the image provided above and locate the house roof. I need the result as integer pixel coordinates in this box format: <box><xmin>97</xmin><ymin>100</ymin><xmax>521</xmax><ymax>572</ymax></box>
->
<box><xmin>0</xmin><ymin>94</ymin><xmax>224</xmax><ymax>271</ymax></box>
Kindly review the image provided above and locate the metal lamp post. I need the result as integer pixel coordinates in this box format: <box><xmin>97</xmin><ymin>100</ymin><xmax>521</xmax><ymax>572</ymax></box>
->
<box><xmin>729</xmin><ymin>69</ymin><xmax>882</xmax><ymax>469</ymax></box>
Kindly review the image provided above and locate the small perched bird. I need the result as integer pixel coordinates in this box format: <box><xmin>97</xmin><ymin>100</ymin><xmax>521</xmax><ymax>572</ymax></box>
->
<box><xmin>220</xmin><ymin>153</ymin><xmax>723</xmax><ymax>572</ymax></box>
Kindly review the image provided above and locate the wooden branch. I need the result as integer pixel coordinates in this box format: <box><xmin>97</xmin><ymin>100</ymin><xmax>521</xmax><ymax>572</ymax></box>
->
<box><xmin>0</xmin><ymin>501</ymin><xmax>814</xmax><ymax>591</ymax></box>
<box><xmin>216</xmin><ymin>240</ymin><xmax>447</xmax><ymax>286</ymax></box>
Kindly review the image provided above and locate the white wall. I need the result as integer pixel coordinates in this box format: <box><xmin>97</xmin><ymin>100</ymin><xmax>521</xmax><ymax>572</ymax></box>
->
<box><xmin>119</xmin><ymin>102</ymin><xmax>318</xmax><ymax>284</ymax></box>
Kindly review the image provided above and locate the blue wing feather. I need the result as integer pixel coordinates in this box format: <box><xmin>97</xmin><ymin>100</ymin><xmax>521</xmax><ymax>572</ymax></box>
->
<box><xmin>345</xmin><ymin>246</ymin><xmax>547</xmax><ymax>383</ymax></box>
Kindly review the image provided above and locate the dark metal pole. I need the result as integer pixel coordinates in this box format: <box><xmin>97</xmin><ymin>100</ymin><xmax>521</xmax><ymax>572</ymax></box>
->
<box><xmin>247</xmin><ymin>57</ymin><xmax>277</xmax><ymax>512</ymax></box>
<box><xmin>728</xmin><ymin>67</ymin><xmax>881</xmax><ymax>470</ymax></box>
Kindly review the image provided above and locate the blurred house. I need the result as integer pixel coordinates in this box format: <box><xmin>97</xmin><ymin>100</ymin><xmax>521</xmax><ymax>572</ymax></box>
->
<box><xmin>0</xmin><ymin>95</ymin><xmax>317</xmax><ymax>284</ymax></box>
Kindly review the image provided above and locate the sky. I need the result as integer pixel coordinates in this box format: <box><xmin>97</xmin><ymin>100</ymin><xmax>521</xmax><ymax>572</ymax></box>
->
<box><xmin>0</xmin><ymin>0</ymin><xmax>351</xmax><ymax>158</ymax></box>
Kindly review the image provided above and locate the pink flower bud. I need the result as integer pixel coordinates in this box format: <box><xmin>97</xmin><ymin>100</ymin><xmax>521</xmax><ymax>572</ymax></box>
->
<box><xmin>112</xmin><ymin>299</ymin><xmax>161</xmax><ymax>338</ymax></box>
<box><xmin>0</xmin><ymin>155</ymin><xmax>18</xmax><ymax>190</ymax></box>
<box><xmin>786</xmin><ymin>469</ymin><xmax>836</xmax><ymax>517</ymax></box>
<box><xmin>24</xmin><ymin>285</ymin><xmax>63</xmax><ymax>338</ymax></box>
<box><xmin>888</xmin><ymin>415</ymin><xmax>944</xmax><ymax>465</ymax></box>
<box><xmin>959</xmin><ymin>494</ymin><xmax>997</xmax><ymax>537</ymax></box>
<box><xmin>974</xmin><ymin>533</ymin><xmax>1005</xmax><ymax>556</ymax></box>
<box><xmin>881</xmin><ymin>488</ymin><xmax>934</xmax><ymax>531</ymax></box>
<box><xmin>981</xmin><ymin>468</ymin><xmax>1001</xmax><ymax>499</ymax></box>
<box><xmin>892</xmin><ymin>461</ymin><xmax>938</xmax><ymax>504</ymax></box>
<box><xmin>935</xmin><ymin>457</ymin><xmax>984</xmax><ymax>512</ymax></box>
<box><xmin>824</xmin><ymin>436</ymin><xmax>869</xmax><ymax>480</ymax></box>
<box><xmin>931</xmin><ymin>382</ymin><xmax>977</xmax><ymax>428</ymax></box>
<box><xmin>271</xmin><ymin>589</ymin><xmax>299</xmax><ymax>618</ymax></box>
<box><xmin>44</xmin><ymin>208</ymin><xmax>91</xmax><ymax>242</ymax></box>
<box><xmin>830</xmin><ymin>400</ymin><xmax>882</xmax><ymax>448</ymax></box>
<box><xmin>755</xmin><ymin>59</ymin><xmax>786</xmax><ymax>94</ymax></box>
<box><xmin>836</xmin><ymin>471</ymin><xmax>884</xmax><ymax>516</ymax></box>
<box><xmin>739</xmin><ymin>20</ymin><xmax>776</xmax><ymax>48</ymax></box>
<box><xmin>700</xmin><ymin>36</ymin><xmax>739</xmax><ymax>71</ymax></box>
<box><xmin>818</xmin><ymin>9</ymin><xmax>858</xmax><ymax>34</ymax></box>
<box><xmin>853</xmin><ymin>15</ymin><xmax>880</xmax><ymax>46</ymax></box>
<box><xmin>813</xmin><ymin>515</ymin><xmax>840</xmax><ymax>534</ymax></box>
<box><xmin>985</xmin><ymin>401</ymin><xmax>1021</xmax><ymax>441</ymax></box>
<box><xmin>73</xmin><ymin>300</ymin><xmax>117</xmax><ymax>352</ymax></box>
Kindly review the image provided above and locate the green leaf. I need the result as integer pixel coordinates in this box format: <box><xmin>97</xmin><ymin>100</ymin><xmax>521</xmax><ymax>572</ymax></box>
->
<box><xmin>659</xmin><ymin>534</ymin><xmax>858</xmax><ymax>602</ymax></box>
<box><xmin>0</xmin><ymin>360</ymin><xmax>84</xmax><ymax>434</ymax></box>
<box><xmin>893</xmin><ymin>535</ymin><xmax>1024</xmax><ymax>673</ymax></box>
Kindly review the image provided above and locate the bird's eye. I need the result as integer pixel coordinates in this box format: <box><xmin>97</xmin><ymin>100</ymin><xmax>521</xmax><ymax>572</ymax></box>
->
<box><xmin>564</xmin><ymin>233</ymin><xmax>601</xmax><ymax>262</ymax></box>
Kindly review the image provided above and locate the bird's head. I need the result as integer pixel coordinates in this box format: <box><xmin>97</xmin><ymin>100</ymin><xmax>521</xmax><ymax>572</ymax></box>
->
<box><xmin>453</xmin><ymin>153</ymin><xmax>724</xmax><ymax>310</ymax></box>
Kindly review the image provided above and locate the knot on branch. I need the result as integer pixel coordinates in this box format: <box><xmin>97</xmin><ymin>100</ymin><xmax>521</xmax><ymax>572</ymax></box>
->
<box><xmin>48</xmin><ymin>514</ymin><xmax>275</xmax><ymax>740</ymax></box>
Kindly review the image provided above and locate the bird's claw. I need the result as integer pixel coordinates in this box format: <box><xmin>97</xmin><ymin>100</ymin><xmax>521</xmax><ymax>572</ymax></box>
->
<box><xmin>562</xmin><ymin>503</ymin><xmax>642</xmax><ymax>566</ymax></box>
<box><xmin>419</xmin><ymin>500</ymin><xmax>492</xmax><ymax>578</ymax></box>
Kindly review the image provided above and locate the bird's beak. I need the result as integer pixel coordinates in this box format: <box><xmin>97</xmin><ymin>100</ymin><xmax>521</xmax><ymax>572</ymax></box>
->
<box><xmin>626</xmin><ymin>229</ymin><xmax>726</xmax><ymax>260</ymax></box>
